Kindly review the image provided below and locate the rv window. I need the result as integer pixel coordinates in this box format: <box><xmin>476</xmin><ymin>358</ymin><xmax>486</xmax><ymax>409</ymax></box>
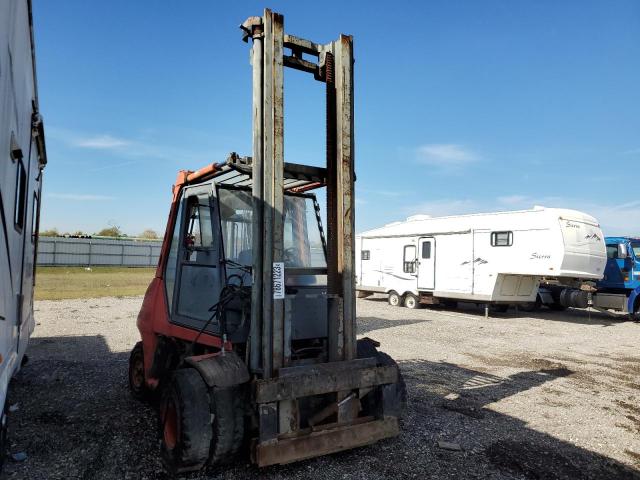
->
<box><xmin>403</xmin><ymin>245</ymin><xmax>416</xmax><ymax>273</ymax></box>
<box><xmin>361</xmin><ymin>250</ymin><xmax>370</xmax><ymax>260</ymax></box>
<box><xmin>491</xmin><ymin>231</ymin><xmax>513</xmax><ymax>247</ymax></box>
<box><xmin>606</xmin><ymin>244</ymin><xmax>619</xmax><ymax>259</ymax></box>
<box><xmin>14</xmin><ymin>158</ymin><xmax>27</xmax><ymax>232</ymax></box>
<box><xmin>421</xmin><ymin>242</ymin><xmax>431</xmax><ymax>259</ymax></box>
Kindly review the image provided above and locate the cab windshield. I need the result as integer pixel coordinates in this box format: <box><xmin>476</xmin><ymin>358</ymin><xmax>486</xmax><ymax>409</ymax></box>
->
<box><xmin>218</xmin><ymin>188</ymin><xmax>326</xmax><ymax>269</ymax></box>
<box><xmin>632</xmin><ymin>242</ymin><xmax>640</xmax><ymax>260</ymax></box>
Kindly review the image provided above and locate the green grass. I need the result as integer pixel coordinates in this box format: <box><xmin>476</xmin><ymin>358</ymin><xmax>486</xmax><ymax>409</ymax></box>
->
<box><xmin>35</xmin><ymin>266</ymin><xmax>156</xmax><ymax>300</ymax></box>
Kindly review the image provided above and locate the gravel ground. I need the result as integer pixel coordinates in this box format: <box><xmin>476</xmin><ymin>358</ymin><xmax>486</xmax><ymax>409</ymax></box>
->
<box><xmin>2</xmin><ymin>295</ymin><xmax>640</xmax><ymax>479</ymax></box>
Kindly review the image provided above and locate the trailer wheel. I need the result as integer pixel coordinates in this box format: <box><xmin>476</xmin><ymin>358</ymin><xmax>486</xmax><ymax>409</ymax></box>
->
<box><xmin>356</xmin><ymin>339</ymin><xmax>407</xmax><ymax>420</ymax></box>
<box><xmin>128</xmin><ymin>342</ymin><xmax>150</xmax><ymax>401</ymax></box>
<box><xmin>208</xmin><ymin>386</ymin><xmax>245</xmax><ymax>465</ymax></box>
<box><xmin>388</xmin><ymin>291</ymin><xmax>403</xmax><ymax>307</ymax></box>
<box><xmin>160</xmin><ymin>369</ymin><xmax>212</xmax><ymax>473</ymax></box>
<box><xmin>403</xmin><ymin>293</ymin><xmax>421</xmax><ymax>309</ymax></box>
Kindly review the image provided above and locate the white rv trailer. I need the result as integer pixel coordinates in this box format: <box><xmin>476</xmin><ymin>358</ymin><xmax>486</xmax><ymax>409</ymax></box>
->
<box><xmin>356</xmin><ymin>207</ymin><xmax>606</xmax><ymax>309</ymax></box>
<box><xmin>0</xmin><ymin>0</ymin><xmax>47</xmax><ymax>462</ymax></box>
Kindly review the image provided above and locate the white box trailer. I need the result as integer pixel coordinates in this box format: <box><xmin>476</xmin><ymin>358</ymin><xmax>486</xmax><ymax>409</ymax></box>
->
<box><xmin>0</xmin><ymin>0</ymin><xmax>46</xmax><ymax>464</ymax></box>
<box><xmin>356</xmin><ymin>207</ymin><xmax>606</xmax><ymax>309</ymax></box>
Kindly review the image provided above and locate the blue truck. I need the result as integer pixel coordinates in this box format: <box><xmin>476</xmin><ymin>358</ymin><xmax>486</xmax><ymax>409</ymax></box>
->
<box><xmin>593</xmin><ymin>236</ymin><xmax>640</xmax><ymax>320</ymax></box>
<box><xmin>536</xmin><ymin>236</ymin><xmax>640</xmax><ymax>320</ymax></box>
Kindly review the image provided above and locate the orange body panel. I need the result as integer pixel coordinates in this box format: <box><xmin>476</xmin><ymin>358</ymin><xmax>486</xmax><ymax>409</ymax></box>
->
<box><xmin>137</xmin><ymin>163</ymin><xmax>227</xmax><ymax>388</ymax></box>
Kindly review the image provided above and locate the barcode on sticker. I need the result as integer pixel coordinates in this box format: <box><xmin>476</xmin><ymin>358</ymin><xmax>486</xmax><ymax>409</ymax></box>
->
<box><xmin>273</xmin><ymin>262</ymin><xmax>285</xmax><ymax>299</ymax></box>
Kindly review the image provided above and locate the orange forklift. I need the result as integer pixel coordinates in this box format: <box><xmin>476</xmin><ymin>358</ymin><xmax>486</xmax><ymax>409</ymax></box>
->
<box><xmin>128</xmin><ymin>9</ymin><xmax>406</xmax><ymax>472</ymax></box>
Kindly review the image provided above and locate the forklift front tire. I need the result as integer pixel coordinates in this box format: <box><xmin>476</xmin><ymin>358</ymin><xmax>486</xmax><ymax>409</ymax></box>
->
<box><xmin>388</xmin><ymin>291</ymin><xmax>402</xmax><ymax>307</ymax></box>
<box><xmin>160</xmin><ymin>369</ymin><xmax>212</xmax><ymax>473</ymax></box>
<box><xmin>356</xmin><ymin>339</ymin><xmax>407</xmax><ymax>420</ymax></box>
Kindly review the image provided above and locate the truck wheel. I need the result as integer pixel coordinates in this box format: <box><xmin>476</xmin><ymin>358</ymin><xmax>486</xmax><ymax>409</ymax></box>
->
<box><xmin>388</xmin><ymin>291</ymin><xmax>403</xmax><ymax>307</ymax></box>
<box><xmin>129</xmin><ymin>342</ymin><xmax>150</xmax><ymax>401</ymax></box>
<box><xmin>356</xmin><ymin>338</ymin><xmax>407</xmax><ymax>420</ymax></box>
<box><xmin>403</xmin><ymin>293</ymin><xmax>421</xmax><ymax>309</ymax></box>
<box><xmin>160</xmin><ymin>369</ymin><xmax>212</xmax><ymax>473</ymax></box>
<box><xmin>208</xmin><ymin>386</ymin><xmax>245</xmax><ymax>465</ymax></box>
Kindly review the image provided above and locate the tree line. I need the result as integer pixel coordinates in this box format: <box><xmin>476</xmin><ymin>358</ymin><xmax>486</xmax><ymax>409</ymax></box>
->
<box><xmin>39</xmin><ymin>227</ymin><xmax>160</xmax><ymax>239</ymax></box>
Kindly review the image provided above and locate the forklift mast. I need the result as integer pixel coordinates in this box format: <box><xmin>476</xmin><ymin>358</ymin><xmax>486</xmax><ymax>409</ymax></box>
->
<box><xmin>241</xmin><ymin>10</ymin><xmax>356</xmax><ymax>377</ymax></box>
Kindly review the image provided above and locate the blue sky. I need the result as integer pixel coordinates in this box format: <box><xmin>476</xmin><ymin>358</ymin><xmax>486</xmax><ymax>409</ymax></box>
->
<box><xmin>33</xmin><ymin>0</ymin><xmax>640</xmax><ymax>236</ymax></box>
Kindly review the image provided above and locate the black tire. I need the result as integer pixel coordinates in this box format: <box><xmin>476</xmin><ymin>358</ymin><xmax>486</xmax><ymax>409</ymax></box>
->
<box><xmin>388</xmin><ymin>291</ymin><xmax>403</xmax><ymax>307</ymax></box>
<box><xmin>160</xmin><ymin>369</ymin><xmax>212</xmax><ymax>473</ymax></box>
<box><xmin>356</xmin><ymin>339</ymin><xmax>407</xmax><ymax>420</ymax></box>
<box><xmin>208</xmin><ymin>386</ymin><xmax>245</xmax><ymax>465</ymax></box>
<box><xmin>129</xmin><ymin>342</ymin><xmax>151</xmax><ymax>401</ymax></box>
<box><xmin>403</xmin><ymin>293</ymin><xmax>421</xmax><ymax>309</ymax></box>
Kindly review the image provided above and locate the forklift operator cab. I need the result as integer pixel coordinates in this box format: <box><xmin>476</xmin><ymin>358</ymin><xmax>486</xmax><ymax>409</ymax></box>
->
<box><xmin>166</xmin><ymin>180</ymin><xmax>328</xmax><ymax>345</ymax></box>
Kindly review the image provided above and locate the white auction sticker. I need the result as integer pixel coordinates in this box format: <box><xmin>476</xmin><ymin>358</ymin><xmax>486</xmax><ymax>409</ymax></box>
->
<box><xmin>272</xmin><ymin>262</ymin><xmax>285</xmax><ymax>299</ymax></box>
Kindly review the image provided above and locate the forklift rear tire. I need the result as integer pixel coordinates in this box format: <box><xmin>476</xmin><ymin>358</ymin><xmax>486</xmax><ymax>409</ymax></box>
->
<box><xmin>388</xmin><ymin>291</ymin><xmax>403</xmax><ymax>307</ymax></box>
<box><xmin>128</xmin><ymin>342</ymin><xmax>151</xmax><ymax>401</ymax></box>
<box><xmin>160</xmin><ymin>369</ymin><xmax>212</xmax><ymax>473</ymax></box>
<box><xmin>357</xmin><ymin>339</ymin><xmax>407</xmax><ymax>420</ymax></box>
<box><xmin>403</xmin><ymin>293</ymin><xmax>421</xmax><ymax>309</ymax></box>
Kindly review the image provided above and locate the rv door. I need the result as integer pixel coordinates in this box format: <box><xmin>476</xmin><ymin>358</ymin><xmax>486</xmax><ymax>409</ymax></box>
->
<box><xmin>417</xmin><ymin>237</ymin><xmax>435</xmax><ymax>290</ymax></box>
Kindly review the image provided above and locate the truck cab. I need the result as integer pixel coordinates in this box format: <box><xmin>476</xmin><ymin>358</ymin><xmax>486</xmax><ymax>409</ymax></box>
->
<box><xmin>593</xmin><ymin>236</ymin><xmax>640</xmax><ymax>320</ymax></box>
<box><xmin>598</xmin><ymin>237</ymin><xmax>640</xmax><ymax>292</ymax></box>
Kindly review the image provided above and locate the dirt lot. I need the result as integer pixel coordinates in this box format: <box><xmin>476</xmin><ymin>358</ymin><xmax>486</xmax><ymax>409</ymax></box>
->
<box><xmin>2</xmin><ymin>295</ymin><xmax>640</xmax><ymax>479</ymax></box>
